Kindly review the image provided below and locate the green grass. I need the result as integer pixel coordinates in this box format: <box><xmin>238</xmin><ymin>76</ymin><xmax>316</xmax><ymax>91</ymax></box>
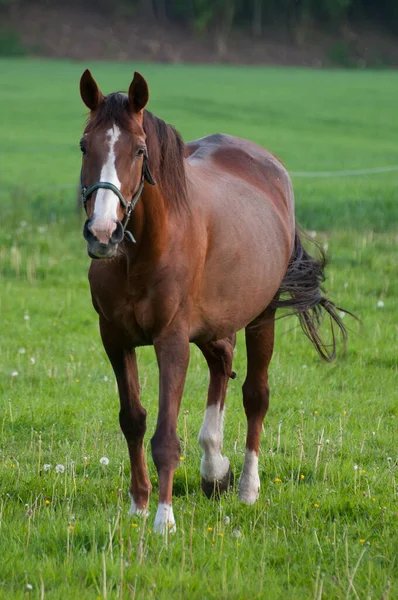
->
<box><xmin>0</xmin><ymin>58</ymin><xmax>397</xmax><ymax>599</ymax></box>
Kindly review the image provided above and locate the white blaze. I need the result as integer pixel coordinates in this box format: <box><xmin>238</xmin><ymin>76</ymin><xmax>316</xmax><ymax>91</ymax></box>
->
<box><xmin>92</xmin><ymin>125</ymin><xmax>121</xmax><ymax>229</ymax></box>
<box><xmin>239</xmin><ymin>449</ymin><xmax>260</xmax><ymax>505</ymax></box>
<box><xmin>198</xmin><ymin>405</ymin><xmax>230</xmax><ymax>482</ymax></box>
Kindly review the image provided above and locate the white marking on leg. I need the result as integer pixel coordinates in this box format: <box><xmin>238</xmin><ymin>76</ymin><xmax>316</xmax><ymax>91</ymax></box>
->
<box><xmin>198</xmin><ymin>405</ymin><xmax>230</xmax><ymax>482</ymax></box>
<box><xmin>153</xmin><ymin>503</ymin><xmax>176</xmax><ymax>534</ymax></box>
<box><xmin>91</xmin><ymin>125</ymin><xmax>121</xmax><ymax>238</ymax></box>
<box><xmin>239</xmin><ymin>449</ymin><xmax>260</xmax><ymax>504</ymax></box>
<box><xmin>128</xmin><ymin>492</ymin><xmax>149</xmax><ymax>517</ymax></box>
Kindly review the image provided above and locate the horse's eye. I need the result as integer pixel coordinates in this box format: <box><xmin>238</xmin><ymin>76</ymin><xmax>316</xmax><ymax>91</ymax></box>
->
<box><xmin>80</xmin><ymin>142</ymin><xmax>87</xmax><ymax>155</ymax></box>
<box><xmin>136</xmin><ymin>147</ymin><xmax>145</xmax><ymax>157</ymax></box>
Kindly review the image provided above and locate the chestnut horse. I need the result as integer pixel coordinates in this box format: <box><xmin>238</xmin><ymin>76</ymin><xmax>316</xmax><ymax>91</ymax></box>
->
<box><xmin>79</xmin><ymin>69</ymin><xmax>347</xmax><ymax>533</ymax></box>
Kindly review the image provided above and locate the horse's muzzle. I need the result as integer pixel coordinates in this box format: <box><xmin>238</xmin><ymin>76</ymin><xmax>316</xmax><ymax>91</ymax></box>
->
<box><xmin>83</xmin><ymin>219</ymin><xmax>124</xmax><ymax>259</ymax></box>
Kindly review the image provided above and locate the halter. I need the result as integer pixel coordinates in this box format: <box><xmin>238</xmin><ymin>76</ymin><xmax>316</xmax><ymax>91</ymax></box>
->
<box><xmin>81</xmin><ymin>155</ymin><xmax>155</xmax><ymax>243</ymax></box>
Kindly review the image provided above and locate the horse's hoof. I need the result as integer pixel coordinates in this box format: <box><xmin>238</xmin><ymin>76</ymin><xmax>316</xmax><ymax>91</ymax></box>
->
<box><xmin>201</xmin><ymin>467</ymin><xmax>234</xmax><ymax>499</ymax></box>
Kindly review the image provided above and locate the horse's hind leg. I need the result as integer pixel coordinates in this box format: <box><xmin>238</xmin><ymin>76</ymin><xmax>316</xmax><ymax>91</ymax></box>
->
<box><xmin>197</xmin><ymin>336</ymin><xmax>236</xmax><ymax>497</ymax></box>
<box><xmin>100</xmin><ymin>316</ymin><xmax>152</xmax><ymax>514</ymax></box>
<box><xmin>240</xmin><ymin>308</ymin><xmax>275</xmax><ymax>504</ymax></box>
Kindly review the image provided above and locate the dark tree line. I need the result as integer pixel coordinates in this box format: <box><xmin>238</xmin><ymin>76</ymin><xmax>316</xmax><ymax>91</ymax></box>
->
<box><xmin>4</xmin><ymin>0</ymin><xmax>398</xmax><ymax>55</ymax></box>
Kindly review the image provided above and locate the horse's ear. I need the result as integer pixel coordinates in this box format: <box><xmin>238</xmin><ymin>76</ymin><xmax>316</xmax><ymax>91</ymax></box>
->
<box><xmin>80</xmin><ymin>69</ymin><xmax>104</xmax><ymax>112</ymax></box>
<box><xmin>128</xmin><ymin>71</ymin><xmax>149</xmax><ymax>114</ymax></box>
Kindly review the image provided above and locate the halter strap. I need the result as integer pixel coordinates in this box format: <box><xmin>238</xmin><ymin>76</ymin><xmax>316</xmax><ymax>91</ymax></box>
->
<box><xmin>80</xmin><ymin>156</ymin><xmax>155</xmax><ymax>243</ymax></box>
<box><xmin>82</xmin><ymin>181</ymin><xmax>132</xmax><ymax>210</ymax></box>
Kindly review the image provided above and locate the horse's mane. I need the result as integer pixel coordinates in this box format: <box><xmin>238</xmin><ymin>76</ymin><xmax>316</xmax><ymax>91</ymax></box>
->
<box><xmin>90</xmin><ymin>93</ymin><xmax>188</xmax><ymax>213</ymax></box>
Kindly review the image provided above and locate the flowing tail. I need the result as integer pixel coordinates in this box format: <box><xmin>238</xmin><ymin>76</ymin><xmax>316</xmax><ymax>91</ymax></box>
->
<box><xmin>270</xmin><ymin>228</ymin><xmax>353</xmax><ymax>361</ymax></box>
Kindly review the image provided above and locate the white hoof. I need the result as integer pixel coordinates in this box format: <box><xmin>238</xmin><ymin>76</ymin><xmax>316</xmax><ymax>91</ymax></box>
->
<box><xmin>153</xmin><ymin>503</ymin><xmax>176</xmax><ymax>534</ymax></box>
<box><xmin>239</xmin><ymin>450</ymin><xmax>260</xmax><ymax>505</ymax></box>
<box><xmin>128</xmin><ymin>493</ymin><xmax>149</xmax><ymax>517</ymax></box>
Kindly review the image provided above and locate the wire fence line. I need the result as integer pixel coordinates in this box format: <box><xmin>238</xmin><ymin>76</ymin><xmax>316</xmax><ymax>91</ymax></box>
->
<box><xmin>2</xmin><ymin>164</ymin><xmax>397</xmax><ymax>197</ymax></box>
<box><xmin>290</xmin><ymin>165</ymin><xmax>398</xmax><ymax>178</ymax></box>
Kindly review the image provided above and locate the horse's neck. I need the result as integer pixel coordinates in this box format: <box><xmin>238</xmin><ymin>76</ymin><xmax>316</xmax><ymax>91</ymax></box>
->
<box><xmin>128</xmin><ymin>184</ymin><xmax>169</xmax><ymax>259</ymax></box>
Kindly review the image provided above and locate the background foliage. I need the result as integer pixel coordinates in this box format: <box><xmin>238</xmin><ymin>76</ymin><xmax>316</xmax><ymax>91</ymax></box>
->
<box><xmin>2</xmin><ymin>0</ymin><xmax>398</xmax><ymax>46</ymax></box>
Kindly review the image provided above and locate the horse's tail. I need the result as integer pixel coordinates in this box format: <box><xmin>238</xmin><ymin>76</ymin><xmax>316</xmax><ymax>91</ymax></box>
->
<box><xmin>270</xmin><ymin>227</ymin><xmax>352</xmax><ymax>362</ymax></box>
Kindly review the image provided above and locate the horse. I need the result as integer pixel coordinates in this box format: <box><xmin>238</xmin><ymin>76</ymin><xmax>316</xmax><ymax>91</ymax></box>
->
<box><xmin>78</xmin><ymin>69</ymin><xmax>347</xmax><ymax>534</ymax></box>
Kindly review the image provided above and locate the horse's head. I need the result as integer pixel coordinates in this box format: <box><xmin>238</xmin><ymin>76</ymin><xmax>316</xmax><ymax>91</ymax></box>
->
<box><xmin>79</xmin><ymin>69</ymin><xmax>153</xmax><ymax>259</ymax></box>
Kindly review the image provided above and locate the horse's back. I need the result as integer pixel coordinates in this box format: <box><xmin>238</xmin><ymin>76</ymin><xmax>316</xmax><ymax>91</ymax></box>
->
<box><xmin>188</xmin><ymin>133</ymin><xmax>292</xmax><ymax>207</ymax></box>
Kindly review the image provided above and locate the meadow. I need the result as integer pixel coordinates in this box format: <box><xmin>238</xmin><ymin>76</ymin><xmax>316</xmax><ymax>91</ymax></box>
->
<box><xmin>0</xmin><ymin>58</ymin><xmax>397</xmax><ymax>599</ymax></box>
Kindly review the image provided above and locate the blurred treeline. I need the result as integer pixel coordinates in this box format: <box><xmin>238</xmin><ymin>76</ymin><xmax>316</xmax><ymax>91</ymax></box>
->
<box><xmin>3</xmin><ymin>0</ymin><xmax>398</xmax><ymax>35</ymax></box>
<box><xmin>2</xmin><ymin>0</ymin><xmax>398</xmax><ymax>56</ymax></box>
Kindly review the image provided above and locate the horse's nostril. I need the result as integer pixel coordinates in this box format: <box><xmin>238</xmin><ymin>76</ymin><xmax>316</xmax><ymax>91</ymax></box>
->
<box><xmin>111</xmin><ymin>221</ymin><xmax>124</xmax><ymax>244</ymax></box>
<box><xmin>83</xmin><ymin>219</ymin><xmax>94</xmax><ymax>242</ymax></box>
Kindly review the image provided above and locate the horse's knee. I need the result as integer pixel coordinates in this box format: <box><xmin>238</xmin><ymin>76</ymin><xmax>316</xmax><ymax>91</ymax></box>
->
<box><xmin>242</xmin><ymin>381</ymin><xmax>270</xmax><ymax>418</ymax></box>
<box><xmin>151</xmin><ymin>429</ymin><xmax>180</xmax><ymax>472</ymax></box>
<box><xmin>119</xmin><ymin>406</ymin><xmax>147</xmax><ymax>442</ymax></box>
<box><xmin>206</xmin><ymin>339</ymin><xmax>234</xmax><ymax>377</ymax></box>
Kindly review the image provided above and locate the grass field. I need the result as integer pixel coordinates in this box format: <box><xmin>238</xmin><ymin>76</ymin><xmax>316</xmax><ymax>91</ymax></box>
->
<box><xmin>0</xmin><ymin>58</ymin><xmax>397</xmax><ymax>599</ymax></box>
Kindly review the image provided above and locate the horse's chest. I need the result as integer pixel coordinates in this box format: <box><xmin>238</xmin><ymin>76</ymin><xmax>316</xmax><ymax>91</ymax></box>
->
<box><xmin>94</xmin><ymin>287</ymin><xmax>171</xmax><ymax>345</ymax></box>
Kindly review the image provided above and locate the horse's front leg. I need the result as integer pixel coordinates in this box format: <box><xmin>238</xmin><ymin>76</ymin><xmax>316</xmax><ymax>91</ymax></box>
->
<box><xmin>151</xmin><ymin>326</ymin><xmax>190</xmax><ymax>534</ymax></box>
<box><xmin>99</xmin><ymin>316</ymin><xmax>152</xmax><ymax>514</ymax></box>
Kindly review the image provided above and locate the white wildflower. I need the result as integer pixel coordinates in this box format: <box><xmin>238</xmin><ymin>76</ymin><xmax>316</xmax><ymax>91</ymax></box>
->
<box><xmin>11</xmin><ymin>371</ymin><xmax>19</xmax><ymax>377</ymax></box>
<box><xmin>309</xmin><ymin>230</ymin><xmax>317</xmax><ymax>238</ymax></box>
<box><xmin>103</xmin><ymin>376</ymin><xmax>109</xmax><ymax>382</ymax></box>
<box><xmin>26</xmin><ymin>584</ymin><xmax>33</xmax><ymax>591</ymax></box>
<box><xmin>43</xmin><ymin>464</ymin><xmax>52</xmax><ymax>472</ymax></box>
<box><xmin>232</xmin><ymin>529</ymin><xmax>242</xmax><ymax>538</ymax></box>
<box><xmin>224</xmin><ymin>516</ymin><xmax>230</xmax><ymax>525</ymax></box>
<box><xmin>339</xmin><ymin>311</ymin><xmax>345</xmax><ymax>319</ymax></box>
<box><xmin>377</xmin><ymin>300</ymin><xmax>384</xmax><ymax>308</ymax></box>
<box><xmin>19</xmin><ymin>348</ymin><xmax>26</xmax><ymax>354</ymax></box>
<box><xmin>24</xmin><ymin>314</ymin><xmax>30</xmax><ymax>321</ymax></box>
<box><xmin>100</xmin><ymin>456</ymin><xmax>110</xmax><ymax>466</ymax></box>
<box><xmin>30</xmin><ymin>357</ymin><xmax>36</xmax><ymax>364</ymax></box>
<box><xmin>354</xmin><ymin>464</ymin><xmax>359</xmax><ymax>470</ymax></box>
<box><xmin>55</xmin><ymin>464</ymin><xmax>65</xmax><ymax>474</ymax></box>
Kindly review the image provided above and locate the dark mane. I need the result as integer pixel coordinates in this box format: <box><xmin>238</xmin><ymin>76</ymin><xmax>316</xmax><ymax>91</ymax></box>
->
<box><xmin>90</xmin><ymin>93</ymin><xmax>188</xmax><ymax>213</ymax></box>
